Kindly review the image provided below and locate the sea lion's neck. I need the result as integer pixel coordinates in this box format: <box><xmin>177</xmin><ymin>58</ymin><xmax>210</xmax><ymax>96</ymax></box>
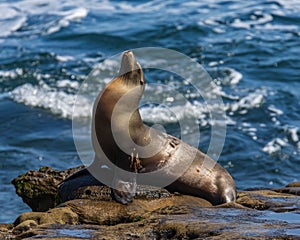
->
<box><xmin>100</xmin><ymin>77</ymin><xmax>148</xmax><ymax>143</ymax></box>
<box><xmin>115</xmin><ymin>78</ymin><xmax>149</xmax><ymax>146</ymax></box>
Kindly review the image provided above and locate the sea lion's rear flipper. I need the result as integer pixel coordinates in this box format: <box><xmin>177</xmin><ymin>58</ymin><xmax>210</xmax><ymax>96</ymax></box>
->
<box><xmin>111</xmin><ymin>153</ymin><xmax>138</xmax><ymax>204</ymax></box>
<box><xmin>58</xmin><ymin>164</ymin><xmax>113</xmax><ymax>202</ymax></box>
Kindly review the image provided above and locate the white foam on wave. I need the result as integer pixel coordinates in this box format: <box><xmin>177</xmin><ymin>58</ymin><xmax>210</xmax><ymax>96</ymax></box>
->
<box><xmin>213</xmin><ymin>27</ymin><xmax>226</xmax><ymax>34</ymax></box>
<box><xmin>286</xmin><ymin>127</ymin><xmax>299</xmax><ymax>143</ymax></box>
<box><xmin>117</xmin><ymin>1</ymin><xmax>168</xmax><ymax>13</ymax></box>
<box><xmin>10</xmin><ymin>82</ymin><xmax>90</xmax><ymax>119</ymax></box>
<box><xmin>221</xmin><ymin>68</ymin><xmax>243</xmax><ymax>85</ymax></box>
<box><xmin>256</xmin><ymin>23</ymin><xmax>298</xmax><ymax>31</ymax></box>
<box><xmin>140</xmin><ymin>98</ymin><xmax>237</xmax><ymax>127</ymax></box>
<box><xmin>140</xmin><ymin>101</ymin><xmax>207</xmax><ymax>124</ymax></box>
<box><xmin>0</xmin><ymin>0</ymin><xmax>91</xmax><ymax>37</ymax></box>
<box><xmin>262</xmin><ymin>138</ymin><xmax>287</xmax><ymax>154</ymax></box>
<box><xmin>182</xmin><ymin>2</ymin><xmax>204</xmax><ymax>7</ymax></box>
<box><xmin>64</xmin><ymin>7</ymin><xmax>88</xmax><ymax>21</ymax></box>
<box><xmin>203</xmin><ymin>19</ymin><xmax>219</xmax><ymax>26</ymax></box>
<box><xmin>231</xmin><ymin>13</ymin><xmax>273</xmax><ymax>29</ymax></box>
<box><xmin>2</xmin><ymin>0</ymin><xmax>298</xmax><ymax>39</ymax></box>
<box><xmin>0</xmin><ymin>5</ymin><xmax>26</xmax><ymax>38</ymax></box>
<box><xmin>7</xmin><ymin>72</ymin><xmax>279</xmax><ymax>142</ymax></box>
<box><xmin>0</xmin><ymin>68</ymin><xmax>23</xmax><ymax>80</ymax></box>
<box><xmin>226</xmin><ymin>89</ymin><xmax>266</xmax><ymax>114</ymax></box>
<box><xmin>268</xmin><ymin>105</ymin><xmax>283</xmax><ymax>115</ymax></box>
<box><xmin>56</xmin><ymin>55</ymin><xmax>75</xmax><ymax>62</ymax></box>
<box><xmin>274</xmin><ymin>0</ymin><xmax>300</xmax><ymax>12</ymax></box>
<box><xmin>94</xmin><ymin>59</ymin><xmax>119</xmax><ymax>72</ymax></box>
<box><xmin>47</xmin><ymin>7</ymin><xmax>88</xmax><ymax>34</ymax></box>
<box><xmin>9</xmin><ymin>79</ymin><xmax>226</xmax><ymax>126</ymax></box>
<box><xmin>56</xmin><ymin>80</ymin><xmax>80</xmax><ymax>89</ymax></box>
<box><xmin>262</xmin><ymin>126</ymin><xmax>300</xmax><ymax>155</ymax></box>
<box><xmin>8</xmin><ymin>66</ymin><xmax>262</xmax><ymax>128</ymax></box>
<box><xmin>227</xmin><ymin>68</ymin><xmax>242</xmax><ymax>85</ymax></box>
<box><xmin>211</xmin><ymin>67</ymin><xmax>243</xmax><ymax>87</ymax></box>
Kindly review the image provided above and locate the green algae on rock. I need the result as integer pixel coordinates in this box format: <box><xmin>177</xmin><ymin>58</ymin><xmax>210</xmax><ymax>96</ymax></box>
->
<box><xmin>12</xmin><ymin>166</ymin><xmax>84</xmax><ymax>211</ymax></box>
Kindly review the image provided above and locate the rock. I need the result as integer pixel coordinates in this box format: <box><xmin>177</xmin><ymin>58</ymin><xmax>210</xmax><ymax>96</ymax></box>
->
<box><xmin>286</xmin><ymin>182</ymin><xmax>300</xmax><ymax>187</ymax></box>
<box><xmin>10</xmin><ymin>187</ymin><xmax>300</xmax><ymax>239</ymax></box>
<box><xmin>237</xmin><ymin>190</ymin><xmax>300</xmax><ymax>212</ymax></box>
<box><xmin>11</xmin><ymin>204</ymin><xmax>300</xmax><ymax>239</ymax></box>
<box><xmin>152</xmin><ymin>206</ymin><xmax>300</xmax><ymax>239</ymax></box>
<box><xmin>274</xmin><ymin>187</ymin><xmax>300</xmax><ymax>196</ymax></box>
<box><xmin>236</xmin><ymin>189</ymin><xmax>300</xmax><ymax>212</ymax></box>
<box><xmin>14</xmin><ymin>207</ymin><xmax>78</xmax><ymax>226</ymax></box>
<box><xmin>214</xmin><ymin>201</ymin><xmax>248</xmax><ymax>209</ymax></box>
<box><xmin>0</xmin><ymin>224</ymin><xmax>10</xmax><ymax>232</ymax></box>
<box><xmin>9</xmin><ymin>166</ymin><xmax>300</xmax><ymax>239</ymax></box>
<box><xmin>0</xmin><ymin>224</ymin><xmax>14</xmax><ymax>240</ymax></box>
<box><xmin>61</xmin><ymin>195</ymin><xmax>212</xmax><ymax>225</ymax></box>
<box><xmin>11</xmin><ymin>195</ymin><xmax>211</xmax><ymax>228</ymax></box>
<box><xmin>11</xmin><ymin>166</ymin><xmax>84</xmax><ymax>211</ymax></box>
<box><xmin>12</xmin><ymin>220</ymin><xmax>37</xmax><ymax>235</ymax></box>
<box><xmin>9</xmin><ymin>195</ymin><xmax>212</xmax><ymax>239</ymax></box>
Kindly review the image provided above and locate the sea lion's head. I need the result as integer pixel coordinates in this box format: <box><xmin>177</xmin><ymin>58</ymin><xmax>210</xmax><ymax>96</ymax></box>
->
<box><xmin>118</xmin><ymin>50</ymin><xmax>145</xmax><ymax>87</ymax></box>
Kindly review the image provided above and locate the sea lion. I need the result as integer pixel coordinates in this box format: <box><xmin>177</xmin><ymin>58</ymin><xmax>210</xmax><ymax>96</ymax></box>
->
<box><xmin>88</xmin><ymin>50</ymin><xmax>236</xmax><ymax>205</ymax></box>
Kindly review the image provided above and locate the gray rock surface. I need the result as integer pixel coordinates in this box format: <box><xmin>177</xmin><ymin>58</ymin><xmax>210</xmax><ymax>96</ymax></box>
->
<box><xmin>3</xmin><ymin>167</ymin><xmax>299</xmax><ymax>239</ymax></box>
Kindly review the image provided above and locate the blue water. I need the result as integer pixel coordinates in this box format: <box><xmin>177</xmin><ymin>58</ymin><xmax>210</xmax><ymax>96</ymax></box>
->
<box><xmin>1</xmin><ymin>0</ymin><xmax>299</xmax><ymax>223</ymax></box>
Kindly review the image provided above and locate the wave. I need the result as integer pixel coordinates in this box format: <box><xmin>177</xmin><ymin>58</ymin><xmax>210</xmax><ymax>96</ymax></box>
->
<box><xmin>10</xmin><ymin>82</ymin><xmax>90</xmax><ymax>119</ymax></box>
<box><xmin>0</xmin><ymin>5</ymin><xmax>26</xmax><ymax>38</ymax></box>
<box><xmin>231</xmin><ymin>12</ymin><xmax>273</xmax><ymax>29</ymax></box>
<box><xmin>0</xmin><ymin>69</ymin><xmax>23</xmax><ymax>80</ymax></box>
<box><xmin>226</xmin><ymin>89</ymin><xmax>266</xmax><ymax>114</ymax></box>
<box><xmin>8</xmin><ymin>66</ymin><xmax>265</xmax><ymax>128</ymax></box>
<box><xmin>1</xmin><ymin>0</ymin><xmax>299</xmax><ymax>40</ymax></box>
<box><xmin>46</xmin><ymin>7</ymin><xmax>88</xmax><ymax>34</ymax></box>
<box><xmin>211</xmin><ymin>67</ymin><xmax>243</xmax><ymax>86</ymax></box>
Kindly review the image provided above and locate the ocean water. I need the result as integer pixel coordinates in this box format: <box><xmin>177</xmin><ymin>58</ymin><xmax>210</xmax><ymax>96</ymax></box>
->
<box><xmin>0</xmin><ymin>0</ymin><xmax>299</xmax><ymax>223</ymax></box>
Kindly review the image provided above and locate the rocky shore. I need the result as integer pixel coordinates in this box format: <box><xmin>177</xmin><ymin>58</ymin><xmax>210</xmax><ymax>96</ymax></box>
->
<box><xmin>1</xmin><ymin>166</ymin><xmax>300</xmax><ymax>239</ymax></box>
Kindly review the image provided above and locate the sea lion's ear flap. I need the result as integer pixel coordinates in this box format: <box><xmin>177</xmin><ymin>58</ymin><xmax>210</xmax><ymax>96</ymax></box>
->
<box><xmin>136</xmin><ymin>62</ymin><xmax>145</xmax><ymax>85</ymax></box>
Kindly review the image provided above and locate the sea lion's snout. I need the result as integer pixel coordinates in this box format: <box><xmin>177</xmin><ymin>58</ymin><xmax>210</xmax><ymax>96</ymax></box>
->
<box><xmin>123</xmin><ymin>50</ymin><xmax>134</xmax><ymax>58</ymax></box>
<box><xmin>123</xmin><ymin>51</ymin><xmax>135</xmax><ymax>66</ymax></box>
<box><xmin>119</xmin><ymin>50</ymin><xmax>137</xmax><ymax>75</ymax></box>
<box><xmin>119</xmin><ymin>50</ymin><xmax>144</xmax><ymax>85</ymax></box>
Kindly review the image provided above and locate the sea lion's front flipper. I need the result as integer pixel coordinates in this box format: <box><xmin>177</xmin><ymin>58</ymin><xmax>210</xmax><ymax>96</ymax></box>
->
<box><xmin>112</xmin><ymin>175</ymin><xmax>137</xmax><ymax>204</ymax></box>
<box><xmin>112</xmin><ymin>153</ymin><xmax>137</xmax><ymax>204</ymax></box>
<box><xmin>112</xmin><ymin>168</ymin><xmax>137</xmax><ymax>204</ymax></box>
